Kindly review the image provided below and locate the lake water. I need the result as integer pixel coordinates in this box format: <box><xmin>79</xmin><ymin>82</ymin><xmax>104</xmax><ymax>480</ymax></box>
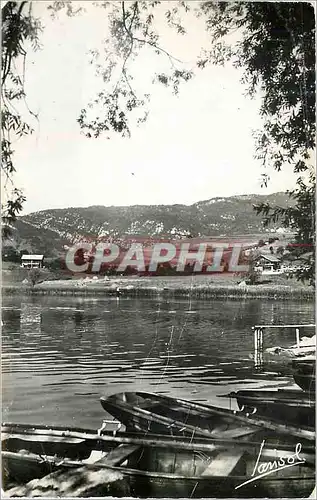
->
<box><xmin>2</xmin><ymin>295</ymin><xmax>314</xmax><ymax>429</ymax></box>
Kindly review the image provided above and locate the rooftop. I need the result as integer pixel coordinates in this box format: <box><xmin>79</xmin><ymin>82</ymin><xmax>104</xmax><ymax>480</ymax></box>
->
<box><xmin>21</xmin><ymin>254</ymin><xmax>44</xmax><ymax>260</ymax></box>
<box><xmin>259</xmin><ymin>254</ymin><xmax>281</xmax><ymax>263</ymax></box>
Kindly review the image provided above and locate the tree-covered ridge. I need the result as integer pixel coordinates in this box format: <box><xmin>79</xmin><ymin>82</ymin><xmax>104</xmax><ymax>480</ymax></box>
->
<box><xmin>8</xmin><ymin>192</ymin><xmax>292</xmax><ymax>257</ymax></box>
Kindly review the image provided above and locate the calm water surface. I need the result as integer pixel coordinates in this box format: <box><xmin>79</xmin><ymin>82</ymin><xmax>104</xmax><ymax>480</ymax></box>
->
<box><xmin>2</xmin><ymin>295</ymin><xmax>314</xmax><ymax>428</ymax></box>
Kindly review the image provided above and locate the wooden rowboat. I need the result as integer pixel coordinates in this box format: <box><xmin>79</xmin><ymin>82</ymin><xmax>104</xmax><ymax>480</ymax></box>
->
<box><xmin>100</xmin><ymin>391</ymin><xmax>315</xmax><ymax>442</ymax></box>
<box><xmin>291</xmin><ymin>357</ymin><xmax>316</xmax><ymax>393</ymax></box>
<box><xmin>221</xmin><ymin>388</ymin><xmax>315</xmax><ymax>430</ymax></box>
<box><xmin>2</xmin><ymin>422</ymin><xmax>315</xmax><ymax>498</ymax></box>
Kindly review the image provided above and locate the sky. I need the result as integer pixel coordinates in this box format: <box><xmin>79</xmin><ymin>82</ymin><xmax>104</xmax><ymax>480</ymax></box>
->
<box><xmin>8</xmin><ymin>1</ymin><xmax>299</xmax><ymax>214</ymax></box>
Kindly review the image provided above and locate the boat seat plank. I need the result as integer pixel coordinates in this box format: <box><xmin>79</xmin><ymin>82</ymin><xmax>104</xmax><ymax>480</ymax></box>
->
<box><xmin>212</xmin><ymin>427</ymin><xmax>257</xmax><ymax>439</ymax></box>
<box><xmin>95</xmin><ymin>444</ymin><xmax>140</xmax><ymax>466</ymax></box>
<box><xmin>159</xmin><ymin>403</ymin><xmax>217</xmax><ymax>420</ymax></box>
<box><xmin>139</xmin><ymin>402</ymin><xmax>161</xmax><ymax>410</ymax></box>
<box><xmin>201</xmin><ymin>449</ymin><xmax>245</xmax><ymax>477</ymax></box>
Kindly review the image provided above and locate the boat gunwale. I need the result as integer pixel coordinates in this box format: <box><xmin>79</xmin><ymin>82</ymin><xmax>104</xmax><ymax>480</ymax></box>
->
<box><xmin>2</xmin><ymin>425</ymin><xmax>316</xmax><ymax>454</ymax></box>
<box><xmin>100</xmin><ymin>392</ymin><xmax>316</xmax><ymax>441</ymax></box>
<box><xmin>2</xmin><ymin>450</ymin><xmax>315</xmax><ymax>482</ymax></box>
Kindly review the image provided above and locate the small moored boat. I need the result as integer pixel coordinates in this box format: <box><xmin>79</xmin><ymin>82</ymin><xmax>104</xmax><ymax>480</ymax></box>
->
<box><xmin>291</xmin><ymin>357</ymin><xmax>316</xmax><ymax>393</ymax></box>
<box><xmin>222</xmin><ymin>388</ymin><xmax>315</xmax><ymax>430</ymax></box>
<box><xmin>100</xmin><ymin>391</ymin><xmax>315</xmax><ymax>442</ymax></box>
<box><xmin>2</xmin><ymin>422</ymin><xmax>315</xmax><ymax>498</ymax></box>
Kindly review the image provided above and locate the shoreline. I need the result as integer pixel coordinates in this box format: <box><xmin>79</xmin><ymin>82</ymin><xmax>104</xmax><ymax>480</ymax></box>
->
<box><xmin>3</xmin><ymin>277</ymin><xmax>314</xmax><ymax>300</ymax></box>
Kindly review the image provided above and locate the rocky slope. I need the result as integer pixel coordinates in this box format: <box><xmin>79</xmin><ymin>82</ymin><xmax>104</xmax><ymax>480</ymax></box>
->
<box><xmin>3</xmin><ymin>192</ymin><xmax>293</xmax><ymax>256</ymax></box>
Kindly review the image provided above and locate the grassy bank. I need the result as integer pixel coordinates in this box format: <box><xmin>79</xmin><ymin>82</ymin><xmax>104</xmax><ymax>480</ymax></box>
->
<box><xmin>3</xmin><ymin>272</ymin><xmax>314</xmax><ymax>300</ymax></box>
<box><xmin>4</xmin><ymin>285</ymin><xmax>313</xmax><ymax>300</ymax></box>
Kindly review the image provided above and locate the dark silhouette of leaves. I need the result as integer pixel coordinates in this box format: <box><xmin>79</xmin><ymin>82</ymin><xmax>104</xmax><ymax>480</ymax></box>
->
<box><xmin>1</xmin><ymin>1</ymin><xmax>41</xmax><ymax>237</ymax></box>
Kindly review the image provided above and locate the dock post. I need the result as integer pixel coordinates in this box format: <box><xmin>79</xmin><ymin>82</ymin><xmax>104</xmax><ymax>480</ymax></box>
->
<box><xmin>259</xmin><ymin>327</ymin><xmax>263</xmax><ymax>367</ymax></box>
<box><xmin>253</xmin><ymin>326</ymin><xmax>264</xmax><ymax>369</ymax></box>
<box><xmin>295</xmin><ymin>328</ymin><xmax>300</xmax><ymax>348</ymax></box>
<box><xmin>253</xmin><ymin>327</ymin><xmax>257</xmax><ymax>367</ymax></box>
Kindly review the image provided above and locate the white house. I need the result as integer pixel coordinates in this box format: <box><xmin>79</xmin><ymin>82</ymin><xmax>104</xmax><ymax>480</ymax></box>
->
<box><xmin>255</xmin><ymin>254</ymin><xmax>283</xmax><ymax>275</ymax></box>
<box><xmin>21</xmin><ymin>254</ymin><xmax>44</xmax><ymax>269</ymax></box>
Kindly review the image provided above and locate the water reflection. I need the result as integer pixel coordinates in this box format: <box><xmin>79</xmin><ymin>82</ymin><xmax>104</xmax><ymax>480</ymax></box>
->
<box><xmin>2</xmin><ymin>295</ymin><xmax>314</xmax><ymax>428</ymax></box>
<box><xmin>21</xmin><ymin>302</ymin><xmax>42</xmax><ymax>336</ymax></box>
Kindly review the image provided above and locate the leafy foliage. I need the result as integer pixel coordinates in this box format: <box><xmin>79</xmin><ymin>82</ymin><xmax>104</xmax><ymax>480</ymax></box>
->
<box><xmin>28</xmin><ymin>267</ymin><xmax>42</xmax><ymax>286</ymax></box>
<box><xmin>245</xmin><ymin>250</ymin><xmax>261</xmax><ymax>285</ymax></box>
<box><xmin>77</xmin><ymin>1</ymin><xmax>193</xmax><ymax>139</ymax></box>
<box><xmin>254</xmin><ymin>172</ymin><xmax>315</xmax><ymax>286</ymax></box>
<box><xmin>199</xmin><ymin>1</ymin><xmax>315</xmax><ymax>285</ymax></box>
<box><xmin>1</xmin><ymin>1</ymin><xmax>315</xmax><ymax>287</ymax></box>
<box><xmin>47</xmin><ymin>0</ymin><xmax>84</xmax><ymax>19</ymax></box>
<box><xmin>199</xmin><ymin>1</ymin><xmax>315</xmax><ymax>176</ymax></box>
<box><xmin>1</xmin><ymin>1</ymin><xmax>41</xmax><ymax>237</ymax></box>
<box><xmin>79</xmin><ymin>2</ymin><xmax>315</xmax><ymax>286</ymax></box>
<box><xmin>2</xmin><ymin>245</ymin><xmax>21</xmax><ymax>263</ymax></box>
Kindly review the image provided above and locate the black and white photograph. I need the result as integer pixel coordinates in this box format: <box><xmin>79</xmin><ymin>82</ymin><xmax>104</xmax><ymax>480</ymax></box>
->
<box><xmin>1</xmin><ymin>0</ymin><xmax>316</xmax><ymax>498</ymax></box>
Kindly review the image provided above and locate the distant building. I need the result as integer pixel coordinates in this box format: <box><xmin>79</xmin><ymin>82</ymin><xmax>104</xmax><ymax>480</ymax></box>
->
<box><xmin>255</xmin><ymin>254</ymin><xmax>283</xmax><ymax>275</ymax></box>
<box><xmin>282</xmin><ymin>252</ymin><xmax>313</xmax><ymax>273</ymax></box>
<box><xmin>21</xmin><ymin>254</ymin><xmax>44</xmax><ymax>269</ymax></box>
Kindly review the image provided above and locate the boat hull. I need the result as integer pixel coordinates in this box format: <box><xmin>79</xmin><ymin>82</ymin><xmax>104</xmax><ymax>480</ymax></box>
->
<box><xmin>2</xmin><ymin>423</ymin><xmax>315</xmax><ymax>499</ymax></box>
<box><xmin>100</xmin><ymin>392</ymin><xmax>262</xmax><ymax>439</ymax></box>
<box><xmin>3</xmin><ymin>453</ymin><xmax>314</xmax><ymax>499</ymax></box>
<box><xmin>100</xmin><ymin>391</ymin><xmax>315</xmax><ymax>442</ymax></box>
<box><xmin>127</xmin><ymin>473</ymin><xmax>315</xmax><ymax>499</ymax></box>
<box><xmin>227</xmin><ymin>389</ymin><xmax>315</xmax><ymax>430</ymax></box>
<box><xmin>292</xmin><ymin>358</ymin><xmax>316</xmax><ymax>393</ymax></box>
